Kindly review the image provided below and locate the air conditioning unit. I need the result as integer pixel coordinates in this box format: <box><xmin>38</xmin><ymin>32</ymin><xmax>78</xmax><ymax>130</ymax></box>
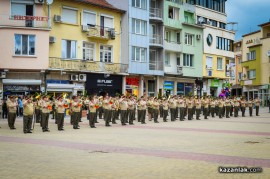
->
<box><xmin>108</xmin><ymin>28</ymin><xmax>115</xmax><ymax>39</ymax></box>
<box><xmin>79</xmin><ymin>74</ymin><xmax>87</xmax><ymax>82</ymax></box>
<box><xmin>196</xmin><ymin>34</ymin><xmax>201</xmax><ymax>40</ymax></box>
<box><xmin>49</xmin><ymin>36</ymin><xmax>56</xmax><ymax>43</ymax></box>
<box><xmin>267</xmin><ymin>50</ymin><xmax>270</xmax><ymax>57</ymax></box>
<box><xmin>70</xmin><ymin>75</ymin><xmax>79</xmax><ymax>81</ymax></box>
<box><xmin>0</xmin><ymin>72</ymin><xmax>6</xmax><ymax>78</ymax></box>
<box><xmin>54</xmin><ymin>15</ymin><xmax>62</xmax><ymax>22</ymax></box>
<box><xmin>82</xmin><ymin>25</ymin><xmax>89</xmax><ymax>32</ymax></box>
<box><xmin>177</xmin><ymin>66</ymin><xmax>183</xmax><ymax>75</ymax></box>
<box><xmin>35</xmin><ymin>0</ymin><xmax>44</xmax><ymax>4</ymax></box>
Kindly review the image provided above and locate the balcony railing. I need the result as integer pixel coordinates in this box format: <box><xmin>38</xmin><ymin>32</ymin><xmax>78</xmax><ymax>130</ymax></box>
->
<box><xmin>86</xmin><ymin>25</ymin><xmax>114</xmax><ymax>40</ymax></box>
<box><xmin>177</xmin><ymin>66</ymin><xmax>183</xmax><ymax>75</ymax></box>
<box><xmin>149</xmin><ymin>34</ymin><xmax>163</xmax><ymax>46</ymax></box>
<box><xmin>49</xmin><ymin>58</ymin><xmax>128</xmax><ymax>74</ymax></box>
<box><xmin>149</xmin><ymin>8</ymin><xmax>163</xmax><ymax>20</ymax></box>
<box><xmin>0</xmin><ymin>14</ymin><xmax>49</xmax><ymax>28</ymax></box>
<box><xmin>149</xmin><ymin>60</ymin><xmax>163</xmax><ymax>71</ymax></box>
<box><xmin>166</xmin><ymin>0</ymin><xmax>183</xmax><ymax>4</ymax></box>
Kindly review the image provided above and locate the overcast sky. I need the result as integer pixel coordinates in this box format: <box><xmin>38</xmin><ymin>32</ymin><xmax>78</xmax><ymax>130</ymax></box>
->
<box><xmin>226</xmin><ymin>0</ymin><xmax>270</xmax><ymax>40</ymax></box>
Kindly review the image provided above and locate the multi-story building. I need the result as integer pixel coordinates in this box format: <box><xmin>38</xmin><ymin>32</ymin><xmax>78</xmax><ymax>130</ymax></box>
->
<box><xmin>107</xmin><ymin>0</ymin><xmax>165</xmax><ymax>97</ymax></box>
<box><xmin>47</xmin><ymin>0</ymin><xmax>126</xmax><ymax>96</ymax></box>
<box><xmin>230</xmin><ymin>40</ymin><xmax>243</xmax><ymax>96</ymax></box>
<box><xmin>240</xmin><ymin>22</ymin><xmax>270</xmax><ymax>105</ymax></box>
<box><xmin>162</xmin><ymin>0</ymin><xmax>203</xmax><ymax>96</ymax></box>
<box><xmin>186</xmin><ymin>0</ymin><xmax>235</xmax><ymax>97</ymax></box>
<box><xmin>0</xmin><ymin>0</ymin><xmax>50</xmax><ymax>99</ymax></box>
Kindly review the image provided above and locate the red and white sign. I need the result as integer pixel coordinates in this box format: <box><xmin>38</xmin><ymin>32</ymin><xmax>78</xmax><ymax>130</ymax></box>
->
<box><xmin>12</xmin><ymin>15</ymin><xmax>48</xmax><ymax>21</ymax></box>
<box><xmin>126</xmin><ymin>77</ymin><xmax>139</xmax><ymax>86</ymax></box>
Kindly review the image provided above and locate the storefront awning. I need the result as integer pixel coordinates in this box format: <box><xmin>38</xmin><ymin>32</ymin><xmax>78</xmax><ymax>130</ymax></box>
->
<box><xmin>232</xmin><ymin>84</ymin><xmax>242</xmax><ymax>89</ymax></box>
<box><xmin>2</xmin><ymin>79</ymin><xmax>42</xmax><ymax>85</ymax></box>
<box><xmin>47</xmin><ymin>84</ymin><xmax>84</xmax><ymax>92</ymax></box>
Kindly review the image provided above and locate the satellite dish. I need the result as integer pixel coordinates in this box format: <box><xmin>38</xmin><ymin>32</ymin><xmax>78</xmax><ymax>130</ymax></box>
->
<box><xmin>198</xmin><ymin>17</ymin><xmax>204</xmax><ymax>23</ymax></box>
<box><xmin>47</xmin><ymin>0</ymin><xmax>53</xmax><ymax>5</ymax></box>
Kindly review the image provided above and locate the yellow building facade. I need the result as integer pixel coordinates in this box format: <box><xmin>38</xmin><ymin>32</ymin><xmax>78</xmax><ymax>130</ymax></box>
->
<box><xmin>44</xmin><ymin>0</ymin><xmax>126</xmax><ymax>96</ymax></box>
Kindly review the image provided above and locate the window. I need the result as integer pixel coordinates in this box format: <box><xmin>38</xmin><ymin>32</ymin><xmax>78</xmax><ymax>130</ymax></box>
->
<box><xmin>83</xmin><ymin>11</ymin><xmax>96</xmax><ymax>26</ymax></box>
<box><xmin>217</xmin><ymin>57</ymin><xmax>223</xmax><ymax>70</ymax></box>
<box><xmin>100</xmin><ymin>45</ymin><xmax>113</xmax><ymax>63</ymax></box>
<box><xmin>176</xmin><ymin>32</ymin><xmax>181</xmax><ymax>44</ymax></box>
<box><xmin>132</xmin><ymin>18</ymin><xmax>147</xmax><ymax>35</ymax></box>
<box><xmin>14</xmin><ymin>34</ymin><xmax>35</xmax><ymax>56</ymax></box>
<box><xmin>101</xmin><ymin>15</ymin><xmax>114</xmax><ymax>28</ymax></box>
<box><xmin>183</xmin><ymin>54</ymin><xmax>194</xmax><ymax>67</ymax></box>
<box><xmin>132</xmin><ymin>0</ymin><xmax>147</xmax><ymax>9</ymax></box>
<box><xmin>62</xmin><ymin>6</ymin><xmax>78</xmax><ymax>24</ymax></box>
<box><xmin>62</xmin><ymin>40</ymin><xmax>76</xmax><ymax>59</ymax></box>
<box><xmin>11</xmin><ymin>1</ymin><xmax>34</xmax><ymax>27</ymax></box>
<box><xmin>206</xmin><ymin>56</ymin><xmax>213</xmax><ymax>69</ymax></box>
<box><xmin>176</xmin><ymin>55</ymin><xmax>181</xmax><ymax>66</ymax></box>
<box><xmin>165</xmin><ymin>52</ymin><xmax>170</xmax><ymax>66</ymax></box>
<box><xmin>208</xmin><ymin>19</ymin><xmax>217</xmax><ymax>27</ymax></box>
<box><xmin>165</xmin><ymin>31</ymin><xmax>171</xmax><ymax>42</ymax></box>
<box><xmin>219</xmin><ymin>22</ymin><xmax>226</xmax><ymax>29</ymax></box>
<box><xmin>248</xmin><ymin>70</ymin><xmax>256</xmax><ymax>79</ymax></box>
<box><xmin>132</xmin><ymin>46</ymin><xmax>147</xmax><ymax>62</ymax></box>
<box><xmin>83</xmin><ymin>42</ymin><xmax>95</xmax><ymax>61</ymax></box>
<box><xmin>185</xmin><ymin>33</ymin><xmax>193</xmax><ymax>45</ymax></box>
<box><xmin>168</xmin><ymin>6</ymin><xmax>179</xmax><ymax>20</ymax></box>
<box><xmin>247</xmin><ymin>51</ymin><xmax>256</xmax><ymax>61</ymax></box>
<box><xmin>216</xmin><ymin>36</ymin><xmax>234</xmax><ymax>51</ymax></box>
<box><xmin>197</xmin><ymin>16</ymin><xmax>207</xmax><ymax>24</ymax></box>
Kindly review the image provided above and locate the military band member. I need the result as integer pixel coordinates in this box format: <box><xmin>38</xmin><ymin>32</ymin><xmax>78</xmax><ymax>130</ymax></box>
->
<box><xmin>71</xmin><ymin>96</ymin><xmax>81</xmax><ymax>129</ymax></box>
<box><xmin>97</xmin><ymin>96</ymin><xmax>103</xmax><ymax>119</ymax></box>
<box><xmin>35</xmin><ymin>97</ymin><xmax>41</xmax><ymax>123</ymax></box>
<box><xmin>203</xmin><ymin>97</ymin><xmax>209</xmax><ymax>119</ymax></box>
<box><xmin>152</xmin><ymin>98</ymin><xmax>159</xmax><ymax>123</ymax></box>
<box><xmin>187</xmin><ymin>97</ymin><xmax>193</xmax><ymax>120</ymax></box>
<box><xmin>88</xmin><ymin>97</ymin><xmax>97</xmax><ymax>128</ymax></box>
<box><xmin>229</xmin><ymin>98</ymin><xmax>234</xmax><ymax>117</ymax></box>
<box><xmin>137</xmin><ymin>97</ymin><xmax>147</xmax><ymax>124</ymax></box>
<box><xmin>178</xmin><ymin>96</ymin><xmax>185</xmax><ymax>121</ymax></box>
<box><xmin>147</xmin><ymin>97</ymin><xmax>154</xmax><ymax>121</ymax></box>
<box><xmin>159</xmin><ymin>99</ymin><xmax>164</xmax><ymax>118</ymax></box>
<box><xmin>103</xmin><ymin>94</ymin><xmax>112</xmax><ymax>127</ymax></box>
<box><xmin>7</xmin><ymin>96</ymin><xmax>17</xmax><ymax>130</ymax></box>
<box><xmin>218</xmin><ymin>98</ymin><xmax>224</xmax><ymax>118</ymax></box>
<box><xmin>127</xmin><ymin>96</ymin><xmax>136</xmax><ymax>125</ymax></box>
<box><xmin>195</xmin><ymin>98</ymin><xmax>201</xmax><ymax>120</ymax></box>
<box><xmin>233</xmin><ymin>97</ymin><xmax>240</xmax><ymax>117</ymax></box>
<box><xmin>111</xmin><ymin>97</ymin><xmax>118</xmax><ymax>124</ymax></box>
<box><xmin>56</xmin><ymin>96</ymin><xmax>65</xmax><ymax>131</ymax></box>
<box><xmin>41</xmin><ymin>96</ymin><xmax>51</xmax><ymax>132</ymax></box>
<box><xmin>241</xmin><ymin>98</ymin><xmax>247</xmax><ymax>117</ymax></box>
<box><xmin>23</xmin><ymin>96</ymin><xmax>34</xmax><ymax>133</ymax></box>
<box><xmin>169</xmin><ymin>96</ymin><xmax>176</xmax><ymax>121</ymax></box>
<box><xmin>254</xmin><ymin>97</ymin><xmax>261</xmax><ymax>116</ymax></box>
<box><xmin>210</xmin><ymin>98</ymin><xmax>216</xmax><ymax>118</ymax></box>
<box><xmin>119</xmin><ymin>96</ymin><xmax>128</xmax><ymax>125</ymax></box>
<box><xmin>225</xmin><ymin>97</ymin><xmax>231</xmax><ymax>118</ymax></box>
<box><xmin>162</xmin><ymin>98</ymin><xmax>169</xmax><ymax>122</ymax></box>
<box><xmin>248</xmin><ymin>98</ymin><xmax>254</xmax><ymax>117</ymax></box>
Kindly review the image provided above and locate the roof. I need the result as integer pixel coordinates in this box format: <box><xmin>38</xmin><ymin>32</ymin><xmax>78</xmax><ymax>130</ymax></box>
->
<box><xmin>242</xmin><ymin>30</ymin><xmax>261</xmax><ymax>37</ymax></box>
<box><xmin>258</xmin><ymin>21</ymin><xmax>270</xmax><ymax>27</ymax></box>
<box><xmin>75</xmin><ymin>0</ymin><xmax>125</xmax><ymax>13</ymax></box>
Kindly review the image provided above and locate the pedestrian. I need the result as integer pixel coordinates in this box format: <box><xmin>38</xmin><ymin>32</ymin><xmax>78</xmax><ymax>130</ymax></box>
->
<box><xmin>88</xmin><ymin>97</ymin><xmax>97</xmax><ymax>128</ymax></box>
<box><xmin>2</xmin><ymin>99</ymin><xmax>8</xmax><ymax>119</ymax></box>
<box><xmin>254</xmin><ymin>97</ymin><xmax>261</xmax><ymax>116</ymax></box>
<box><xmin>248</xmin><ymin>98</ymin><xmax>254</xmax><ymax>117</ymax></box>
<box><xmin>56</xmin><ymin>95</ymin><xmax>65</xmax><ymax>131</ymax></box>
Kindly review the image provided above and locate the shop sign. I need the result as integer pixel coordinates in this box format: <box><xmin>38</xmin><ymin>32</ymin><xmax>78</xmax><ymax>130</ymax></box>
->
<box><xmin>12</xmin><ymin>15</ymin><xmax>48</xmax><ymax>21</ymax></box>
<box><xmin>211</xmin><ymin>79</ymin><xmax>220</xmax><ymax>87</ymax></box>
<box><xmin>3</xmin><ymin>85</ymin><xmax>40</xmax><ymax>91</ymax></box>
<box><xmin>164</xmin><ymin>81</ymin><xmax>174</xmax><ymax>90</ymax></box>
<box><xmin>126</xmin><ymin>77</ymin><xmax>139</xmax><ymax>86</ymax></box>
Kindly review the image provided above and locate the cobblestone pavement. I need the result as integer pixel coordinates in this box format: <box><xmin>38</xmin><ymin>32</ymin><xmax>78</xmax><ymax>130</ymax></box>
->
<box><xmin>0</xmin><ymin>108</ymin><xmax>270</xmax><ymax>179</ymax></box>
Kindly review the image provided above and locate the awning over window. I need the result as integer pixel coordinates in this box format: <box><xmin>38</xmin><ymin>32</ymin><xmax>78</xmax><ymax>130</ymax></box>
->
<box><xmin>2</xmin><ymin>79</ymin><xmax>42</xmax><ymax>85</ymax></box>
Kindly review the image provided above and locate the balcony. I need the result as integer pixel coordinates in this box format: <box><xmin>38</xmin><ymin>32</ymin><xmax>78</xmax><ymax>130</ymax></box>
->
<box><xmin>164</xmin><ymin>40</ymin><xmax>182</xmax><ymax>52</ymax></box>
<box><xmin>149</xmin><ymin>8</ymin><xmax>163</xmax><ymax>22</ymax></box>
<box><xmin>149</xmin><ymin>34</ymin><xmax>163</xmax><ymax>48</ymax></box>
<box><xmin>49</xmin><ymin>58</ymin><xmax>128</xmax><ymax>74</ymax></box>
<box><xmin>165</xmin><ymin>65</ymin><xmax>183</xmax><ymax>75</ymax></box>
<box><xmin>0</xmin><ymin>14</ymin><xmax>49</xmax><ymax>29</ymax></box>
<box><xmin>86</xmin><ymin>25</ymin><xmax>114</xmax><ymax>41</ymax></box>
<box><xmin>166</xmin><ymin>0</ymin><xmax>183</xmax><ymax>4</ymax></box>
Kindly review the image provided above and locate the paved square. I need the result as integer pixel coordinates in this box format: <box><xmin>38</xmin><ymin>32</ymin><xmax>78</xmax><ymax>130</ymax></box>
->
<box><xmin>0</xmin><ymin>108</ymin><xmax>270</xmax><ymax>179</ymax></box>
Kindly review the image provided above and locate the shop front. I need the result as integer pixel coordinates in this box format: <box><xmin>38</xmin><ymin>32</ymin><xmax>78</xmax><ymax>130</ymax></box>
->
<box><xmin>86</xmin><ymin>74</ymin><xmax>122</xmax><ymax>96</ymax></box>
<box><xmin>176</xmin><ymin>82</ymin><xmax>194</xmax><ymax>96</ymax></box>
<box><xmin>46</xmin><ymin>79</ymin><xmax>85</xmax><ymax>96</ymax></box>
<box><xmin>126</xmin><ymin>77</ymin><xmax>139</xmax><ymax>97</ymax></box>
<box><xmin>2</xmin><ymin>79</ymin><xmax>41</xmax><ymax>97</ymax></box>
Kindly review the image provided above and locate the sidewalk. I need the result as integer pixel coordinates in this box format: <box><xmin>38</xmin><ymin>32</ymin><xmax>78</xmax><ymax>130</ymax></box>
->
<box><xmin>0</xmin><ymin>108</ymin><xmax>270</xmax><ymax>179</ymax></box>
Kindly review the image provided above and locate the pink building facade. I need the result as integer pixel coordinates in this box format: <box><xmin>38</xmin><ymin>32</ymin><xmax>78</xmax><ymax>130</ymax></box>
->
<box><xmin>0</xmin><ymin>0</ymin><xmax>49</xmax><ymax>98</ymax></box>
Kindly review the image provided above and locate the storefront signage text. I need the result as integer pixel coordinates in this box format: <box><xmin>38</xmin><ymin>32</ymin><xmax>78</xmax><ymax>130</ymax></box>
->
<box><xmin>12</xmin><ymin>15</ymin><xmax>48</xmax><ymax>21</ymax></box>
<box><xmin>126</xmin><ymin>77</ymin><xmax>139</xmax><ymax>86</ymax></box>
